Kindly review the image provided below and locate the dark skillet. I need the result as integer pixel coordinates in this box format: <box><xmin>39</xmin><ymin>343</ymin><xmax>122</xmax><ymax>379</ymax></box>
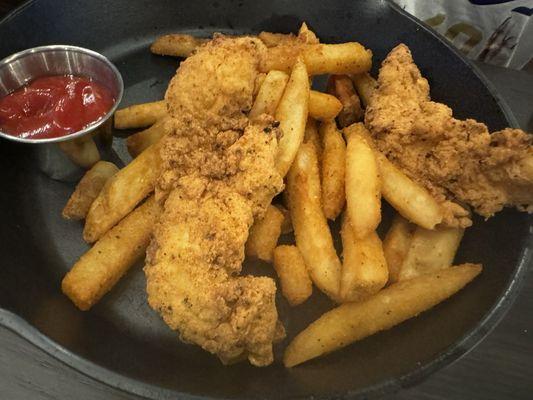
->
<box><xmin>0</xmin><ymin>0</ymin><xmax>531</xmax><ymax>399</ymax></box>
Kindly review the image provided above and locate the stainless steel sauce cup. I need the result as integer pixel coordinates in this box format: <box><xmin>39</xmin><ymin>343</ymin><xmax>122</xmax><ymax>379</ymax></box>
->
<box><xmin>0</xmin><ymin>45</ymin><xmax>123</xmax><ymax>181</ymax></box>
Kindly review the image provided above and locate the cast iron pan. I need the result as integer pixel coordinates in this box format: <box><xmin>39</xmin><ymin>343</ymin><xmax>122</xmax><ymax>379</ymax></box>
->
<box><xmin>0</xmin><ymin>0</ymin><xmax>531</xmax><ymax>399</ymax></box>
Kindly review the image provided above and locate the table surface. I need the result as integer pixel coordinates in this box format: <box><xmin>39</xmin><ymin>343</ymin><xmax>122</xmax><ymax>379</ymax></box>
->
<box><xmin>1</xmin><ymin>3</ymin><xmax>533</xmax><ymax>399</ymax></box>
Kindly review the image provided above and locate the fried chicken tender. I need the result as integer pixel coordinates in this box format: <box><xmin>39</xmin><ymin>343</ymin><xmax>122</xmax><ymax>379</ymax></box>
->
<box><xmin>144</xmin><ymin>36</ymin><xmax>285</xmax><ymax>366</ymax></box>
<box><xmin>365</xmin><ymin>44</ymin><xmax>533</xmax><ymax>226</ymax></box>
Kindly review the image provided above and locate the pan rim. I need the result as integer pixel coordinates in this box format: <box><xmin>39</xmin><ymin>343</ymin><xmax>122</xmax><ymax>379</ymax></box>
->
<box><xmin>0</xmin><ymin>0</ymin><xmax>530</xmax><ymax>399</ymax></box>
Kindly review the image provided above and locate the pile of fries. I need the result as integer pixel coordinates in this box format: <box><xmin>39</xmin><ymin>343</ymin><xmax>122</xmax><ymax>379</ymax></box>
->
<box><xmin>61</xmin><ymin>25</ymin><xmax>482</xmax><ymax>368</ymax></box>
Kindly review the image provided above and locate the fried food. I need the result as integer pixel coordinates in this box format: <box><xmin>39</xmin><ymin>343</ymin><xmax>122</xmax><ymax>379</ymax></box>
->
<box><xmin>150</xmin><ymin>33</ymin><xmax>209</xmax><ymax>57</ymax></box>
<box><xmin>365</xmin><ymin>44</ymin><xmax>533</xmax><ymax>226</ymax></box>
<box><xmin>383</xmin><ymin>215</ymin><xmax>416</xmax><ymax>283</ymax></box>
<box><xmin>273</xmin><ymin>245</ymin><xmax>313</xmax><ymax>306</ymax></box>
<box><xmin>145</xmin><ymin>36</ymin><xmax>285</xmax><ymax>366</ymax></box>
<box><xmin>286</xmin><ymin>142</ymin><xmax>342</xmax><ymax>301</ymax></box>
<box><xmin>126</xmin><ymin>117</ymin><xmax>172</xmax><ymax>157</ymax></box>
<box><xmin>114</xmin><ymin>100</ymin><xmax>167</xmax><ymax>129</ymax></box>
<box><xmin>62</xmin><ymin>196</ymin><xmax>159</xmax><ymax>310</ymax></box>
<box><xmin>249</xmin><ymin>70</ymin><xmax>289</xmax><ymax>120</ymax></box>
<box><xmin>284</xmin><ymin>263</ymin><xmax>482</xmax><ymax>367</ymax></box>
<box><xmin>58</xmin><ymin>134</ymin><xmax>100</xmax><ymax>168</ymax></box>
<box><xmin>351</xmin><ymin>72</ymin><xmax>377</xmax><ymax>107</ymax></box>
<box><xmin>303</xmin><ymin>118</ymin><xmax>321</xmax><ymax>160</ymax></box>
<box><xmin>320</xmin><ymin>120</ymin><xmax>346</xmax><ymax>220</ymax></box>
<box><xmin>246</xmin><ymin>204</ymin><xmax>284</xmax><ymax>262</ymax></box>
<box><xmin>308</xmin><ymin>90</ymin><xmax>343</xmax><ymax>121</ymax></box>
<box><xmin>327</xmin><ymin>74</ymin><xmax>363</xmax><ymax>127</ymax></box>
<box><xmin>62</xmin><ymin>161</ymin><xmax>119</xmax><ymax>220</ymax></box>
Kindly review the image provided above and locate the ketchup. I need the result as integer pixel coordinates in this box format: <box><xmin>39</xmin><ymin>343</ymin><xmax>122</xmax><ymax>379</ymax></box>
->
<box><xmin>0</xmin><ymin>75</ymin><xmax>115</xmax><ymax>140</ymax></box>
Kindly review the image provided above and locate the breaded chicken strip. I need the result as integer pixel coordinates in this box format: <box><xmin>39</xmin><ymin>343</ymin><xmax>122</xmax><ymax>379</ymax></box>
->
<box><xmin>365</xmin><ymin>44</ymin><xmax>533</xmax><ymax>226</ymax></box>
<box><xmin>144</xmin><ymin>36</ymin><xmax>285</xmax><ymax>366</ymax></box>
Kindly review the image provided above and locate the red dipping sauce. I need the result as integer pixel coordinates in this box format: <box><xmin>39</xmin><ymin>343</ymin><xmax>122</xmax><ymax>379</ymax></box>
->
<box><xmin>0</xmin><ymin>75</ymin><xmax>115</xmax><ymax>140</ymax></box>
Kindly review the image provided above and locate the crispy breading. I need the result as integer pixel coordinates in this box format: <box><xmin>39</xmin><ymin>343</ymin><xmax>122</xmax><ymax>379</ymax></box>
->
<box><xmin>365</xmin><ymin>44</ymin><xmax>533</xmax><ymax>226</ymax></box>
<box><xmin>144</xmin><ymin>36</ymin><xmax>285</xmax><ymax>366</ymax></box>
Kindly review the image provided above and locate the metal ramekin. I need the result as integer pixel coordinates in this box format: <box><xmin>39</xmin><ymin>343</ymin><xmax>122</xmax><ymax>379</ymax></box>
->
<box><xmin>0</xmin><ymin>45</ymin><xmax>123</xmax><ymax>181</ymax></box>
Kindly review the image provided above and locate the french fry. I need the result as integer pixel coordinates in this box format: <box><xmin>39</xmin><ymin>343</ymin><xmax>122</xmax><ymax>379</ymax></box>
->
<box><xmin>249</xmin><ymin>70</ymin><xmax>289</xmax><ymax>121</ymax></box>
<box><xmin>327</xmin><ymin>74</ymin><xmax>363</xmax><ymax>127</ymax></box>
<box><xmin>126</xmin><ymin>117</ymin><xmax>172</xmax><ymax>157</ymax></box>
<box><xmin>351</xmin><ymin>72</ymin><xmax>378</xmax><ymax>107</ymax></box>
<box><xmin>284</xmin><ymin>263</ymin><xmax>482</xmax><ymax>367</ymax></box>
<box><xmin>383</xmin><ymin>215</ymin><xmax>416</xmax><ymax>283</ymax></box>
<box><xmin>308</xmin><ymin>90</ymin><xmax>343</xmax><ymax>121</ymax></box>
<box><xmin>260</xmin><ymin>42</ymin><xmax>372</xmax><ymax>76</ymax></box>
<box><xmin>275</xmin><ymin>58</ymin><xmax>310</xmax><ymax>177</ymax></box>
<box><xmin>303</xmin><ymin>118</ymin><xmax>321</xmax><ymax>160</ymax></box>
<box><xmin>83</xmin><ymin>142</ymin><xmax>162</xmax><ymax>243</ymax></box>
<box><xmin>286</xmin><ymin>143</ymin><xmax>341</xmax><ymax>300</ymax></box>
<box><xmin>319</xmin><ymin>120</ymin><xmax>346</xmax><ymax>220</ymax></box>
<box><xmin>277</xmin><ymin>205</ymin><xmax>293</xmax><ymax>234</ymax></box>
<box><xmin>245</xmin><ymin>205</ymin><xmax>284</xmax><ymax>262</ymax></box>
<box><xmin>114</xmin><ymin>100</ymin><xmax>167</xmax><ymax>129</ymax></box>
<box><xmin>253</xmin><ymin>73</ymin><xmax>267</xmax><ymax>98</ymax></box>
<box><xmin>297</xmin><ymin>22</ymin><xmax>319</xmax><ymax>45</ymax></box>
<box><xmin>397</xmin><ymin>226</ymin><xmax>465</xmax><ymax>282</ymax></box>
<box><xmin>340</xmin><ymin>217</ymin><xmax>388</xmax><ymax>302</ymax></box>
<box><xmin>258</xmin><ymin>31</ymin><xmax>296</xmax><ymax>47</ymax></box>
<box><xmin>273</xmin><ymin>245</ymin><xmax>313</xmax><ymax>306</ymax></box>
<box><xmin>58</xmin><ymin>135</ymin><xmax>100</xmax><ymax>168</ymax></box>
<box><xmin>345</xmin><ymin>123</ymin><xmax>443</xmax><ymax>229</ymax></box>
<box><xmin>62</xmin><ymin>161</ymin><xmax>119</xmax><ymax>220</ymax></box>
<box><xmin>344</xmin><ymin>127</ymin><xmax>381</xmax><ymax>239</ymax></box>
<box><xmin>62</xmin><ymin>196</ymin><xmax>159</xmax><ymax>310</ymax></box>
<box><xmin>150</xmin><ymin>33</ymin><xmax>209</xmax><ymax>57</ymax></box>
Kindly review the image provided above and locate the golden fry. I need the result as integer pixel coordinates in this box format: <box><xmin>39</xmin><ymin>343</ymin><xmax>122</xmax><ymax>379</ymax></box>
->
<box><xmin>58</xmin><ymin>135</ymin><xmax>100</xmax><ymax>168</ymax></box>
<box><xmin>327</xmin><ymin>74</ymin><xmax>363</xmax><ymax>127</ymax></box>
<box><xmin>258</xmin><ymin>31</ymin><xmax>296</xmax><ymax>47</ymax></box>
<box><xmin>303</xmin><ymin>118</ymin><xmax>321</xmax><ymax>160</ymax></box>
<box><xmin>126</xmin><ymin>117</ymin><xmax>172</xmax><ymax>157</ymax></box>
<box><xmin>62</xmin><ymin>196</ymin><xmax>159</xmax><ymax>310</ymax></box>
<box><xmin>273</xmin><ymin>245</ymin><xmax>313</xmax><ymax>306</ymax></box>
<box><xmin>351</xmin><ymin>72</ymin><xmax>378</xmax><ymax>107</ymax></box>
<box><xmin>114</xmin><ymin>100</ymin><xmax>167</xmax><ymax>129</ymax></box>
<box><xmin>62</xmin><ymin>161</ymin><xmax>119</xmax><ymax>220</ymax></box>
<box><xmin>245</xmin><ymin>205</ymin><xmax>284</xmax><ymax>262</ymax></box>
<box><xmin>249</xmin><ymin>70</ymin><xmax>289</xmax><ymax>120</ymax></box>
<box><xmin>275</xmin><ymin>58</ymin><xmax>310</xmax><ymax>177</ymax></box>
<box><xmin>340</xmin><ymin>217</ymin><xmax>388</xmax><ymax>302</ymax></box>
<box><xmin>344</xmin><ymin>123</ymin><xmax>443</xmax><ymax>229</ymax></box>
<box><xmin>308</xmin><ymin>90</ymin><xmax>343</xmax><ymax>121</ymax></box>
<box><xmin>83</xmin><ymin>142</ymin><xmax>162</xmax><ymax>243</ymax></box>
<box><xmin>297</xmin><ymin>22</ymin><xmax>319</xmax><ymax>44</ymax></box>
<box><xmin>319</xmin><ymin>120</ymin><xmax>346</xmax><ymax>220</ymax></box>
<box><xmin>383</xmin><ymin>214</ymin><xmax>416</xmax><ymax>283</ymax></box>
<box><xmin>277</xmin><ymin>204</ymin><xmax>293</xmax><ymax>234</ymax></box>
<box><xmin>397</xmin><ymin>226</ymin><xmax>465</xmax><ymax>281</ymax></box>
<box><xmin>150</xmin><ymin>33</ymin><xmax>209</xmax><ymax>57</ymax></box>
<box><xmin>286</xmin><ymin>143</ymin><xmax>341</xmax><ymax>300</ymax></box>
<box><xmin>344</xmin><ymin>126</ymin><xmax>381</xmax><ymax>239</ymax></box>
<box><xmin>284</xmin><ymin>263</ymin><xmax>482</xmax><ymax>367</ymax></box>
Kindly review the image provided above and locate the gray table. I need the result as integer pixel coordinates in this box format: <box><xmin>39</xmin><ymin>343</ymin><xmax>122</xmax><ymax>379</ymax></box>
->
<box><xmin>1</xmin><ymin>61</ymin><xmax>532</xmax><ymax>400</ymax></box>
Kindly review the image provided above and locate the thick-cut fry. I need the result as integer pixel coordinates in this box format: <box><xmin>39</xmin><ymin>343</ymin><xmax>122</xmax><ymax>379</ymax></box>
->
<box><xmin>260</xmin><ymin>43</ymin><xmax>372</xmax><ymax>76</ymax></box>
<box><xmin>126</xmin><ymin>117</ymin><xmax>172</xmax><ymax>157</ymax></box>
<box><xmin>62</xmin><ymin>161</ymin><xmax>119</xmax><ymax>220</ymax></box>
<box><xmin>351</xmin><ymin>72</ymin><xmax>378</xmax><ymax>107</ymax></box>
<box><xmin>308</xmin><ymin>90</ymin><xmax>343</xmax><ymax>121</ymax></box>
<box><xmin>383</xmin><ymin>215</ymin><xmax>416</xmax><ymax>283</ymax></box>
<box><xmin>397</xmin><ymin>226</ymin><xmax>465</xmax><ymax>282</ymax></box>
<box><xmin>286</xmin><ymin>143</ymin><xmax>341</xmax><ymax>300</ymax></box>
<box><xmin>303</xmin><ymin>118</ymin><xmax>321</xmax><ymax>160</ymax></box>
<box><xmin>258</xmin><ymin>31</ymin><xmax>296</xmax><ymax>47</ymax></box>
<box><xmin>327</xmin><ymin>74</ymin><xmax>363</xmax><ymax>127</ymax></box>
<box><xmin>83</xmin><ymin>142</ymin><xmax>162</xmax><ymax>243</ymax></box>
<box><xmin>277</xmin><ymin>205</ymin><xmax>293</xmax><ymax>234</ymax></box>
<box><xmin>62</xmin><ymin>196</ymin><xmax>159</xmax><ymax>311</ymax></box>
<box><xmin>245</xmin><ymin>205</ymin><xmax>284</xmax><ymax>262</ymax></box>
<box><xmin>249</xmin><ymin>70</ymin><xmax>289</xmax><ymax>120</ymax></box>
<box><xmin>275</xmin><ymin>58</ymin><xmax>310</xmax><ymax>177</ymax></box>
<box><xmin>150</xmin><ymin>33</ymin><xmax>209</xmax><ymax>57</ymax></box>
<box><xmin>273</xmin><ymin>245</ymin><xmax>313</xmax><ymax>306</ymax></box>
<box><xmin>58</xmin><ymin>135</ymin><xmax>100</xmax><ymax>168</ymax></box>
<box><xmin>320</xmin><ymin>120</ymin><xmax>346</xmax><ymax>220</ymax></box>
<box><xmin>284</xmin><ymin>263</ymin><xmax>482</xmax><ymax>367</ymax></box>
<box><xmin>114</xmin><ymin>100</ymin><xmax>167</xmax><ymax>129</ymax></box>
<box><xmin>344</xmin><ymin>123</ymin><xmax>443</xmax><ymax>229</ymax></box>
<box><xmin>340</xmin><ymin>217</ymin><xmax>388</xmax><ymax>302</ymax></box>
<box><xmin>344</xmin><ymin>128</ymin><xmax>381</xmax><ymax>239</ymax></box>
